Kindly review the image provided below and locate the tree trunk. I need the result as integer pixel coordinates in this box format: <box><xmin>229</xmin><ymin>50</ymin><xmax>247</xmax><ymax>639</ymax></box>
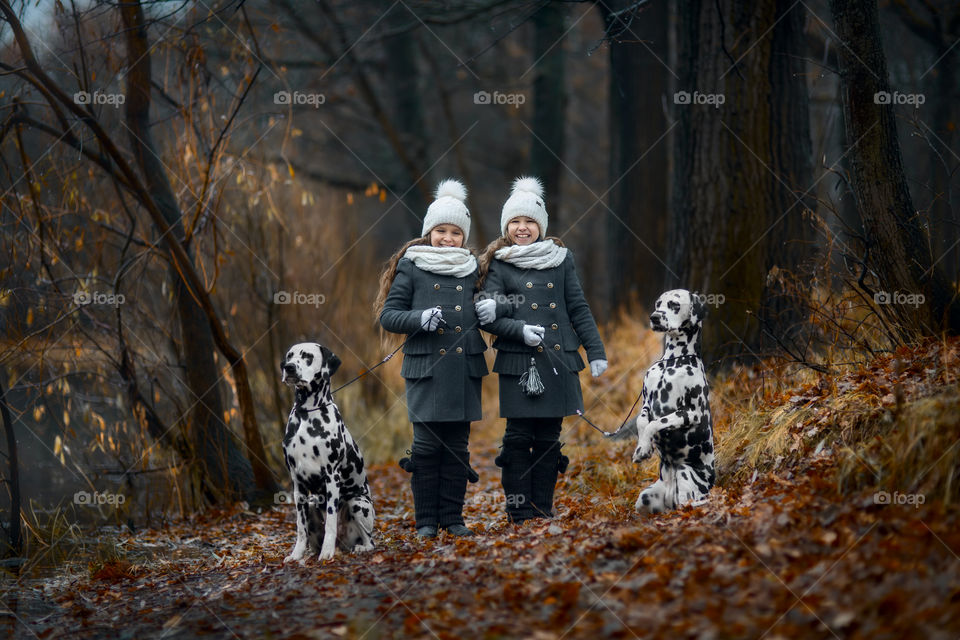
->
<box><xmin>120</xmin><ymin>1</ymin><xmax>266</xmax><ymax>500</ymax></box>
<box><xmin>530</xmin><ymin>1</ymin><xmax>567</xmax><ymax>223</ymax></box>
<box><xmin>668</xmin><ymin>0</ymin><xmax>815</xmax><ymax>366</ymax></box>
<box><xmin>761</xmin><ymin>0</ymin><xmax>816</xmax><ymax>348</ymax></box>
<box><xmin>830</xmin><ymin>0</ymin><xmax>960</xmax><ymax>336</ymax></box>
<box><xmin>384</xmin><ymin>3</ymin><xmax>430</xmax><ymax>237</ymax></box>
<box><xmin>602</xmin><ymin>0</ymin><xmax>670</xmax><ymax>311</ymax></box>
<box><xmin>0</xmin><ymin>376</ymin><xmax>21</xmax><ymax>557</ymax></box>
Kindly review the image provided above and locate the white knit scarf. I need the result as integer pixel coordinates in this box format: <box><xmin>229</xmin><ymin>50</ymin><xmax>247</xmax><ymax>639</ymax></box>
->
<box><xmin>403</xmin><ymin>245</ymin><xmax>477</xmax><ymax>278</ymax></box>
<box><xmin>494</xmin><ymin>239</ymin><xmax>568</xmax><ymax>270</ymax></box>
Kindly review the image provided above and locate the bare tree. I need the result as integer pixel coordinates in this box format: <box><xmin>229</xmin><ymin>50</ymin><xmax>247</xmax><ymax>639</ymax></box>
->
<box><xmin>0</xmin><ymin>0</ymin><xmax>277</xmax><ymax>501</ymax></box>
<box><xmin>600</xmin><ymin>0</ymin><xmax>671</xmax><ymax>310</ymax></box>
<box><xmin>830</xmin><ymin>0</ymin><xmax>960</xmax><ymax>337</ymax></box>
<box><xmin>667</xmin><ymin>0</ymin><xmax>816</xmax><ymax>366</ymax></box>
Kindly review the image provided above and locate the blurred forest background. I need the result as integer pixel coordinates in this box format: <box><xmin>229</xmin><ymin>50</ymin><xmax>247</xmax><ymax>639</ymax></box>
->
<box><xmin>0</xmin><ymin>0</ymin><xmax>958</xmax><ymax>554</ymax></box>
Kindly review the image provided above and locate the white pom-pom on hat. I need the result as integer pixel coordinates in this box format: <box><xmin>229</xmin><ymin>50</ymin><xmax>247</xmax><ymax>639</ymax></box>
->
<box><xmin>510</xmin><ymin>176</ymin><xmax>543</xmax><ymax>198</ymax></box>
<box><xmin>501</xmin><ymin>175</ymin><xmax>549</xmax><ymax>238</ymax></box>
<box><xmin>422</xmin><ymin>178</ymin><xmax>472</xmax><ymax>243</ymax></box>
<box><xmin>435</xmin><ymin>178</ymin><xmax>467</xmax><ymax>203</ymax></box>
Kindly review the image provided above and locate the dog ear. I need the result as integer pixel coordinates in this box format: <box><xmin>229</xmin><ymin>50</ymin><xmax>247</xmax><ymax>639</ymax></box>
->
<box><xmin>689</xmin><ymin>292</ymin><xmax>707</xmax><ymax>324</ymax></box>
<box><xmin>319</xmin><ymin>345</ymin><xmax>341</xmax><ymax>376</ymax></box>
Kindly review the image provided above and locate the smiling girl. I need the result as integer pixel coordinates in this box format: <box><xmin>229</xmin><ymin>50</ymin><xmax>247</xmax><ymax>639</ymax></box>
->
<box><xmin>476</xmin><ymin>177</ymin><xmax>607</xmax><ymax>524</ymax></box>
<box><xmin>374</xmin><ymin>179</ymin><xmax>487</xmax><ymax>538</ymax></box>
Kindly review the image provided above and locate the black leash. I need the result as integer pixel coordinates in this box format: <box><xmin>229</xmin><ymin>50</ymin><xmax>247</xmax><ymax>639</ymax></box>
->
<box><xmin>331</xmin><ymin>308</ymin><xmax>447</xmax><ymax>395</ymax></box>
<box><xmin>574</xmin><ymin>353</ymin><xmax>703</xmax><ymax>437</ymax></box>
<box><xmin>527</xmin><ymin>333</ymin><xmax>627</xmax><ymax>436</ymax></box>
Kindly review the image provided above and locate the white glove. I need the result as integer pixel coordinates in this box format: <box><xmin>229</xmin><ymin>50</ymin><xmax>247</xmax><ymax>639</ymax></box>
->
<box><xmin>475</xmin><ymin>299</ymin><xmax>496</xmax><ymax>324</ymax></box>
<box><xmin>522</xmin><ymin>324</ymin><xmax>545</xmax><ymax>347</ymax></box>
<box><xmin>420</xmin><ymin>307</ymin><xmax>442</xmax><ymax>332</ymax></box>
<box><xmin>590</xmin><ymin>359</ymin><xmax>608</xmax><ymax>378</ymax></box>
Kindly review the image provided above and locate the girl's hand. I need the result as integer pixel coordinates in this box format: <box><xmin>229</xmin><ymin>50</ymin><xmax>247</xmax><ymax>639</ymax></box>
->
<box><xmin>475</xmin><ymin>299</ymin><xmax>496</xmax><ymax>324</ymax></box>
<box><xmin>420</xmin><ymin>307</ymin><xmax>443</xmax><ymax>332</ymax></box>
<box><xmin>522</xmin><ymin>324</ymin><xmax>545</xmax><ymax>346</ymax></box>
<box><xmin>590</xmin><ymin>359</ymin><xmax>608</xmax><ymax>378</ymax></box>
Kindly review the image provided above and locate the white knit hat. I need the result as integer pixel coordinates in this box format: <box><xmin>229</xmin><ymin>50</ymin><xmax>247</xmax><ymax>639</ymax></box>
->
<box><xmin>501</xmin><ymin>176</ymin><xmax>548</xmax><ymax>237</ymax></box>
<box><xmin>421</xmin><ymin>179</ymin><xmax>471</xmax><ymax>243</ymax></box>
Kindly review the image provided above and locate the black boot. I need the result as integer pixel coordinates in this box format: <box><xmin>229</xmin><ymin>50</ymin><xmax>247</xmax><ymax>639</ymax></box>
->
<box><xmin>495</xmin><ymin>446</ymin><xmax>534</xmax><ymax>523</ymax></box>
<box><xmin>404</xmin><ymin>450</ymin><xmax>441</xmax><ymax>529</ymax></box>
<box><xmin>438</xmin><ymin>450</ymin><xmax>476</xmax><ymax>531</ymax></box>
<box><xmin>530</xmin><ymin>441</ymin><xmax>566</xmax><ymax>518</ymax></box>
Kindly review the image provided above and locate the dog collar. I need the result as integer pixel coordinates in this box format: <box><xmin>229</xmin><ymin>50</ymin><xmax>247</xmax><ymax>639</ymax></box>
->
<box><xmin>657</xmin><ymin>354</ymin><xmax>701</xmax><ymax>366</ymax></box>
<box><xmin>297</xmin><ymin>399</ymin><xmax>336</xmax><ymax>413</ymax></box>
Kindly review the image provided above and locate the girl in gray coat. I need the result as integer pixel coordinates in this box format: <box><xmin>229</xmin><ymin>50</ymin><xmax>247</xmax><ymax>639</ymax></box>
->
<box><xmin>375</xmin><ymin>179</ymin><xmax>487</xmax><ymax>538</ymax></box>
<box><xmin>476</xmin><ymin>177</ymin><xmax>607</xmax><ymax>523</ymax></box>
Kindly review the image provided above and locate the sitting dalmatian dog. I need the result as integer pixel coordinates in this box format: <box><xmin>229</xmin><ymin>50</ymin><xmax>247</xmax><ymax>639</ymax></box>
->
<box><xmin>608</xmin><ymin>289</ymin><xmax>715</xmax><ymax>513</ymax></box>
<box><xmin>281</xmin><ymin>343</ymin><xmax>375</xmax><ymax>562</ymax></box>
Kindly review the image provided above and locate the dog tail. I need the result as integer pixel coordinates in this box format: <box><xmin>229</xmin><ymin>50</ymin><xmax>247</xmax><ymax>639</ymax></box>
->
<box><xmin>604</xmin><ymin>417</ymin><xmax>639</xmax><ymax>441</ymax></box>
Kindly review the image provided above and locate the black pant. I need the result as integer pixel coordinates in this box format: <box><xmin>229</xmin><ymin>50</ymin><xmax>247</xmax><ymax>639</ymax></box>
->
<box><xmin>410</xmin><ymin>421</ymin><xmax>472</xmax><ymax>528</ymax></box>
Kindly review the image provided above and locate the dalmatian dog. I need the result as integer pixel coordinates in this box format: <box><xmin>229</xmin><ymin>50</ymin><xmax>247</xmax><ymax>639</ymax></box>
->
<box><xmin>608</xmin><ymin>289</ymin><xmax>715</xmax><ymax>513</ymax></box>
<box><xmin>281</xmin><ymin>343</ymin><xmax>374</xmax><ymax>562</ymax></box>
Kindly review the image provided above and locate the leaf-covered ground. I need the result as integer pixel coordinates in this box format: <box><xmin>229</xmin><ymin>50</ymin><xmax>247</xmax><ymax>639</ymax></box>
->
<box><xmin>4</xmin><ymin>341</ymin><xmax>960</xmax><ymax>639</ymax></box>
<box><xmin>4</xmin><ymin>457</ymin><xmax>959</xmax><ymax>638</ymax></box>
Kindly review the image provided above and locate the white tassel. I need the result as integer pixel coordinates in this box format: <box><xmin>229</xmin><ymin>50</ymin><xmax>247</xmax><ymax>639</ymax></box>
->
<box><xmin>519</xmin><ymin>357</ymin><xmax>545</xmax><ymax>397</ymax></box>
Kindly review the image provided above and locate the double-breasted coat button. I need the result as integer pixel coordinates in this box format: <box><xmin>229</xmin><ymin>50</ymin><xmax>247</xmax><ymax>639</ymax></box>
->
<box><xmin>553</xmin><ymin>344</ymin><xmax>561</xmax><ymax>350</ymax></box>
<box><xmin>549</xmin><ymin>302</ymin><xmax>557</xmax><ymax>309</ymax></box>
<box><xmin>439</xmin><ymin>348</ymin><xmax>446</xmax><ymax>355</ymax></box>
<box><xmin>434</xmin><ymin>283</ymin><xmax>440</xmax><ymax>290</ymax></box>
<box><xmin>456</xmin><ymin>285</ymin><xmax>463</xmax><ymax>291</ymax></box>
<box><xmin>437</xmin><ymin>328</ymin><xmax>444</xmax><ymax>335</ymax></box>
<box><xmin>456</xmin><ymin>347</ymin><xmax>463</xmax><ymax>353</ymax></box>
<box><xmin>526</xmin><ymin>282</ymin><xmax>533</xmax><ymax>288</ymax></box>
<box><xmin>537</xmin><ymin>346</ymin><xmax>544</xmax><ymax>352</ymax></box>
<box><xmin>455</xmin><ymin>305</ymin><xmax>462</xmax><ymax>311</ymax></box>
<box><xmin>551</xmin><ymin>323</ymin><xmax>558</xmax><ymax>330</ymax></box>
<box><xmin>547</xmin><ymin>282</ymin><xmax>554</xmax><ymax>288</ymax></box>
<box><xmin>455</xmin><ymin>326</ymin><xmax>462</xmax><ymax>332</ymax></box>
<box><xmin>531</xmin><ymin>303</ymin><xmax>539</xmax><ymax>310</ymax></box>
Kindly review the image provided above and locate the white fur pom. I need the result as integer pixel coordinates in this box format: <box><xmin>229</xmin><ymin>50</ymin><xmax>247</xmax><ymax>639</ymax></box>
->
<box><xmin>435</xmin><ymin>179</ymin><xmax>467</xmax><ymax>203</ymax></box>
<box><xmin>511</xmin><ymin>176</ymin><xmax>543</xmax><ymax>198</ymax></box>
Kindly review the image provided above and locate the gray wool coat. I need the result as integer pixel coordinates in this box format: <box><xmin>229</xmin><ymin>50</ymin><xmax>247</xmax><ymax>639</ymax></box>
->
<box><xmin>482</xmin><ymin>251</ymin><xmax>605</xmax><ymax>418</ymax></box>
<box><xmin>379</xmin><ymin>258</ymin><xmax>488</xmax><ymax>423</ymax></box>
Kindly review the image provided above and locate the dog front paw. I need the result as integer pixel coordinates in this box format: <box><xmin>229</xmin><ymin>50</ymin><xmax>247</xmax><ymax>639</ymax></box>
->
<box><xmin>632</xmin><ymin>440</ymin><xmax>653</xmax><ymax>463</ymax></box>
<box><xmin>354</xmin><ymin>542</ymin><xmax>374</xmax><ymax>553</ymax></box>
<box><xmin>318</xmin><ymin>546</ymin><xmax>335</xmax><ymax>561</ymax></box>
